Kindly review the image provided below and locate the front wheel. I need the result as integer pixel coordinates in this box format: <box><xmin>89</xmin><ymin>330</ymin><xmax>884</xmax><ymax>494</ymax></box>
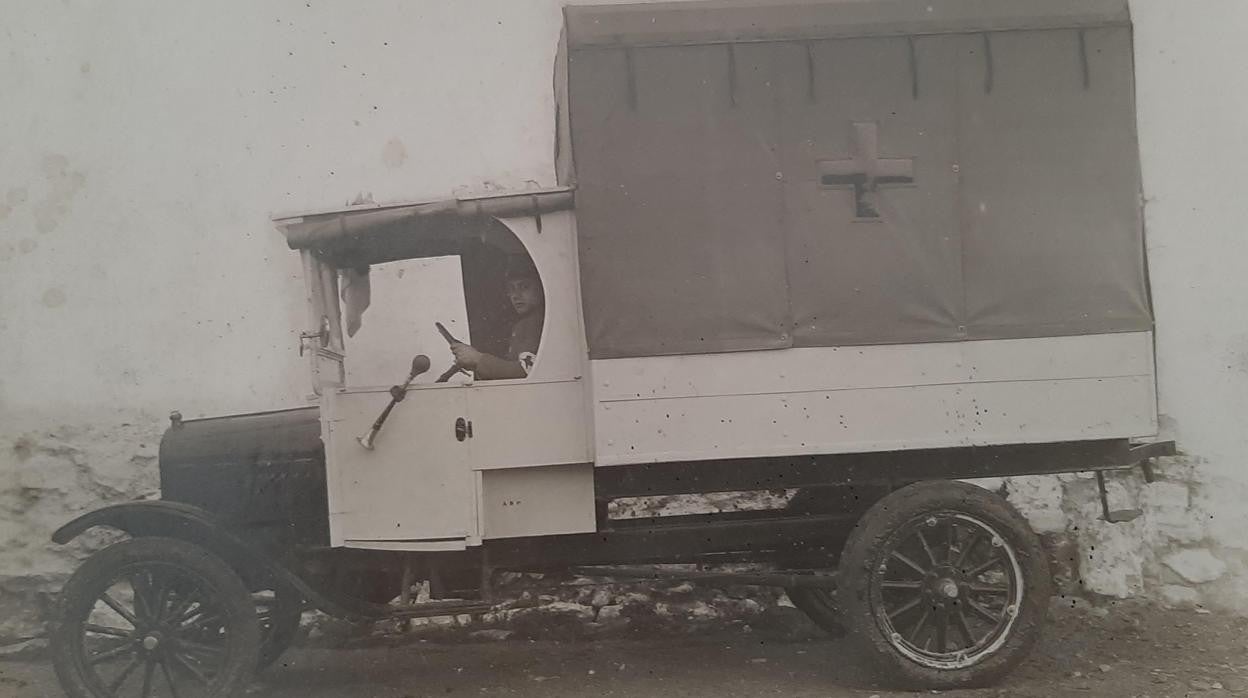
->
<box><xmin>51</xmin><ymin>537</ymin><xmax>261</xmax><ymax>698</ymax></box>
<box><xmin>254</xmin><ymin>585</ymin><xmax>303</xmax><ymax>671</ymax></box>
<box><xmin>837</xmin><ymin>481</ymin><xmax>1051</xmax><ymax>690</ymax></box>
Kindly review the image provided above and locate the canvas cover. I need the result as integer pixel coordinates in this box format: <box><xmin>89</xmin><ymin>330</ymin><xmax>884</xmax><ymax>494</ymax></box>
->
<box><xmin>565</xmin><ymin>0</ymin><xmax>1150</xmax><ymax>359</ymax></box>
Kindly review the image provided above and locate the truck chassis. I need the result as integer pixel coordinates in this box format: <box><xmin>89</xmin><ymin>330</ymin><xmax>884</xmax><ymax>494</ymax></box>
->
<box><xmin>47</xmin><ymin>438</ymin><xmax>1171</xmax><ymax>696</ymax></box>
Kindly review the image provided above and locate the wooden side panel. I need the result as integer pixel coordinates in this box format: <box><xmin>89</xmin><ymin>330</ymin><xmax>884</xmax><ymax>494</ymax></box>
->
<box><xmin>479</xmin><ymin>464</ymin><xmax>596</xmax><ymax>540</ymax></box>
<box><xmin>467</xmin><ymin>378</ymin><xmax>591</xmax><ymax>471</ymax></box>
<box><xmin>591</xmin><ymin>332</ymin><xmax>1157</xmax><ymax>466</ymax></box>
<box><xmin>323</xmin><ymin>385</ymin><xmax>474</xmax><ymax>546</ymax></box>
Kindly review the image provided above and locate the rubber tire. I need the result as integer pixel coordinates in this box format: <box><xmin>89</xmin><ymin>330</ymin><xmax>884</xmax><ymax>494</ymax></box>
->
<box><xmin>836</xmin><ymin>481</ymin><xmax>1051</xmax><ymax>690</ymax></box>
<box><xmin>51</xmin><ymin>537</ymin><xmax>262</xmax><ymax>698</ymax></box>
<box><xmin>255</xmin><ymin>585</ymin><xmax>304</xmax><ymax>671</ymax></box>
<box><xmin>786</xmin><ymin>587</ymin><xmax>845</xmax><ymax>637</ymax></box>
<box><xmin>782</xmin><ymin>485</ymin><xmax>886</xmax><ymax>638</ymax></box>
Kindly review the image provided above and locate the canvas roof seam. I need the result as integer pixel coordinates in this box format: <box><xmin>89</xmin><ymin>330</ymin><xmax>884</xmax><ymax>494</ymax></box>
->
<box><xmin>772</xmin><ymin>43</ymin><xmax>798</xmax><ymax>351</ymax></box>
<box><xmin>907</xmin><ymin>37</ymin><xmax>919</xmax><ymax>99</ymax></box>
<box><xmin>564</xmin><ymin>0</ymin><xmax>1131</xmax><ymax>48</ymax></box>
<box><xmin>571</xmin><ymin>26</ymin><xmax>1138</xmax><ymax>51</ymax></box>
<box><xmin>567</xmin><ymin>23</ymin><xmax>1134</xmax><ymax>51</ymax></box>
<box><xmin>1078</xmin><ymin>30</ymin><xmax>1092</xmax><ymax>89</ymax></box>
<box><xmin>981</xmin><ymin>33</ymin><xmax>994</xmax><ymax>94</ymax></box>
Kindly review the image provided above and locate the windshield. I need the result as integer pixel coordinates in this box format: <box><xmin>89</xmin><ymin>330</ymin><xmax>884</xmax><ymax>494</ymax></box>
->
<box><xmin>337</xmin><ymin>219</ymin><xmax>546</xmax><ymax>386</ymax></box>
<box><xmin>343</xmin><ymin>256</ymin><xmax>471</xmax><ymax>387</ymax></box>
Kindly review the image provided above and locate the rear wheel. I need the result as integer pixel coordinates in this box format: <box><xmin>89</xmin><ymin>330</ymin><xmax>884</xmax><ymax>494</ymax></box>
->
<box><xmin>781</xmin><ymin>485</ymin><xmax>886</xmax><ymax>637</ymax></box>
<box><xmin>785</xmin><ymin>586</ymin><xmax>844</xmax><ymax>637</ymax></box>
<box><xmin>837</xmin><ymin>481</ymin><xmax>1050</xmax><ymax>690</ymax></box>
<box><xmin>51</xmin><ymin>537</ymin><xmax>261</xmax><ymax>698</ymax></box>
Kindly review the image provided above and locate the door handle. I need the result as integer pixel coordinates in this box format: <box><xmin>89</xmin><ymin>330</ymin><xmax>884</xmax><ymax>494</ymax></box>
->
<box><xmin>455</xmin><ymin>417</ymin><xmax>473</xmax><ymax>442</ymax></box>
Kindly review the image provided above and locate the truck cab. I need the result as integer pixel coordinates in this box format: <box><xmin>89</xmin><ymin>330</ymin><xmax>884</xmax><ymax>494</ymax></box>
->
<box><xmin>275</xmin><ymin>190</ymin><xmax>597</xmax><ymax>550</ymax></box>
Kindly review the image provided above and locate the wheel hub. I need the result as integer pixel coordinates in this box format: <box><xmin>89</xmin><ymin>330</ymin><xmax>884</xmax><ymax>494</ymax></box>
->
<box><xmin>141</xmin><ymin>632</ymin><xmax>163</xmax><ymax>652</ymax></box>
<box><xmin>924</xmin><ymin>566</ymin><xmax>965</xmax><ymax>605</ymax></box>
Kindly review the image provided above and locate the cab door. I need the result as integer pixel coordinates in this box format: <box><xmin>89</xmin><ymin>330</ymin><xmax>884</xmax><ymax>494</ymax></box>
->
<box><xmin>464</xmin><ymin>214</ymin><xmax>593</xmax><ymax>473</ymax></box>
<box><xmin>317</xmin><ymin>254</ymin><xmax>480</xmax><ymax>549</ymax></box>
<box><xmin>322</xmin><ymin>384</ymin><xmax>475</xmax><ymax>548</ymax></box>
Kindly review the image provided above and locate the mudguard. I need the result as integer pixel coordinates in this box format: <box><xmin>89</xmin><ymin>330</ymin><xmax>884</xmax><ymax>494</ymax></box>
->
<box><xmin>52</xmin><ymin>500</ymin><xmax>371</xmax><ymax>620</ymax></box>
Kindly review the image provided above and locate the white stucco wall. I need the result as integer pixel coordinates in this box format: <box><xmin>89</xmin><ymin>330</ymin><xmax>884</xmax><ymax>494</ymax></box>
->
<box><xmin>0</xmin><ymin>0</ymin><xmax>566</xmax><ymax>420</ymax></box>
<box><xmin>1134</xmin><ymin>3</ymin><xmax>1248</xmax><ymax>479</ymax></box>
<box><xmin>2</xmin><ymin>0</ymin><xmax>1247</xmax><ymax>640</ymax></box>
<box><xmin>1128</xmin><ymin>0</ymin><xmax>1248</xmax><ymax>607</ymax></box>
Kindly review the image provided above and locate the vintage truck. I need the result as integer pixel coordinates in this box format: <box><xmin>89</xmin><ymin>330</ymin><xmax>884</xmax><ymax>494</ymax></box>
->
<box><xmin>48</xmin><ymin>1</ymin><xmax>1175</xmax><ymax>695</ymax></box>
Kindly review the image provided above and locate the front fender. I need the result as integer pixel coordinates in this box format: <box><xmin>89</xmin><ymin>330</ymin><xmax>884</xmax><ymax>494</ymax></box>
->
<box><xmin>53</xmin><ymin>500</ymin><xmax>231</xmax><ymax>545</ymax></box>
<box><xmin>53</xmin><ymin>501</ymin><xmax>369</xmax><ymax>620</ymax></box>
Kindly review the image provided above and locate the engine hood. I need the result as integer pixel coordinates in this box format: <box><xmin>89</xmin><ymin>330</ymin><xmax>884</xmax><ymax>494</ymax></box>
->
<box><xmin>159</xmin><ymin>406</ymin><xmax>322</xmax><ymax>468</ymax></box>
<box><xmin>159</xmin><ymin>406</ymin><xmax>328</xmax><ymax>546</ymax></box>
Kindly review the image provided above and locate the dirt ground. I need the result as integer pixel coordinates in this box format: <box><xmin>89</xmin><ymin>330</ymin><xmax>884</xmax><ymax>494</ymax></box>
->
<box><xmin>3</xmin><ymin>600</ymin><xmax>1246</xmax><ymax>698</ymax></box>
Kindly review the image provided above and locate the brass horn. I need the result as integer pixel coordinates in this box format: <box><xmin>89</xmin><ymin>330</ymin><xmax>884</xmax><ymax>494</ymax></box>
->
<box><xmin>358</xmin><ymin>354</ymin><xmax>431</xmax><ymax>450</ymax></box>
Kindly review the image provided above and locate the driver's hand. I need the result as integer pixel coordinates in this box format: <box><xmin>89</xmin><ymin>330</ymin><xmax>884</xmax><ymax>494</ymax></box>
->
<box><xmin>450</xmin><ymin>342</ymin><xmax>484</xmax><ymax>370</ymax></box>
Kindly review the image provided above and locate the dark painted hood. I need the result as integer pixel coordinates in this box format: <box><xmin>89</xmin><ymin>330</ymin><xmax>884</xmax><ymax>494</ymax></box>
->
<box><xmin>160</xmin><ymin>406</ymin><xmax>322</xmax><ymax>468</ymax></box>
<box><xmin>159</xmin><ymin>406</ymin><xmax>328</xmax><ymax>546</ymax></box>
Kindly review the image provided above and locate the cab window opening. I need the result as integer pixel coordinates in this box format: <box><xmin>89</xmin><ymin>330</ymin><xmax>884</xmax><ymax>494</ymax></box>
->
<box><xmin>329</xmin><ymin>218</ymin><xmax>545</xmax><ymax>386</ymax></box>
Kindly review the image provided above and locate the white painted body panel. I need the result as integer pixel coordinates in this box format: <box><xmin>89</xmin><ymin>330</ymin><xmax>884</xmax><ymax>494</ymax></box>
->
<box><xmin>591</xmin><ymin>332</ymin><xmax>1158</xmax><ymax>466</ymax></box>
<box><xmin>323</xmin><ymin>384</ymin><xmax>475</xmax><ymax>548</ymax></box>
<box><xmin>479</xmin><ymin>464</ymin><xmax>596</xmax><ymax>539</ymax></box>
<box><xmin>467</xmin><ymin>378</ymin><xmax>591</xmax><ymax>471</ymax></box>
<box><xmin>496</xmin><ymin>212</ymin><xmax>591</xmax><ymax>385</ymax></box>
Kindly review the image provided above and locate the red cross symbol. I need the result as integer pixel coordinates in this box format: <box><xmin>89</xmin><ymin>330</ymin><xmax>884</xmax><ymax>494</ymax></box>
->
<box><xmin>818</xmin><ymin>122</ymin><xmax>915</xmax><ymax>219</ymax></box>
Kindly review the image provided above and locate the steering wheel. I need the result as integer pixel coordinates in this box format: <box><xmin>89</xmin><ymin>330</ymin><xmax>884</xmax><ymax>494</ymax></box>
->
<box><xmin>434</xmin><ymin>322</ymin><xmax>469</xmax><ymax>383</ymax></box>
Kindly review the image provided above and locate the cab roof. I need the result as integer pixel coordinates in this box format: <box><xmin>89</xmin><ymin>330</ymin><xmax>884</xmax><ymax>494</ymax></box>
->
<box><xmin>272</xmin><ymin>187</ymin><xmax>574</xmax><ymax>264</ymax></box>
<box><xmin>564</xmin><ymin>0</ymin><xmax>1130</xmax><ymax>49</ymax></box>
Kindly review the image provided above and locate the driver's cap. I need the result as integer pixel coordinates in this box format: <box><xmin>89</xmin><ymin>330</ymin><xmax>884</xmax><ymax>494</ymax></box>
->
<box><xmin>504</xmin><ymin>255</ymin><xmax>539</xmax><ymax>282</ymax></box>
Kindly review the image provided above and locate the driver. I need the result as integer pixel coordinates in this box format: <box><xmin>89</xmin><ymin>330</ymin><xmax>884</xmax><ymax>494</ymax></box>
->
<box><xmin>450</xmin><ymin>256</ymin><xmax>544</xmax><ymax>380</ymax></box>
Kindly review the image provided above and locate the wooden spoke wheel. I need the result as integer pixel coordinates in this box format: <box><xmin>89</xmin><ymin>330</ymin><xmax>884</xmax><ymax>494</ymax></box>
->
<box><xmin>870</xmin><ymin>512</ymin><xmax>1023</xmax><ymax>666</ymax></box>
<box><xmin>51</xmin><ymin>537</ymin><xmax>261</xmax><ymax>698</ymax></box>
<box><xmin>837</xmin><ymin>482</ymin><xmax>1050</xmax><ymax>690</ymax></box>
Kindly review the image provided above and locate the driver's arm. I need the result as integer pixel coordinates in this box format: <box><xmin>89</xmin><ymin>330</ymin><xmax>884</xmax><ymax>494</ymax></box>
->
<box><xmin>449</xmin><ymin>342</ymin><xmax>528</xmax><ymax>381</ymax></box>
<box><xmin>472</xmin><ymin>353</ymin><xmax>528</xmax><ymax>380</ymax></box>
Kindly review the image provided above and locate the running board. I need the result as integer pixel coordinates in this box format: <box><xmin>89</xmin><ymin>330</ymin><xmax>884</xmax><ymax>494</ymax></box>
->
<box><xmin>570</xmin><ymin>565</ymin><xmax>838</xmax><ymax>590</ymax></box>
<box><xmin>384</xmin><ymin>599</ymin><xmax>494</xmax><ymax>619</ymax></box>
